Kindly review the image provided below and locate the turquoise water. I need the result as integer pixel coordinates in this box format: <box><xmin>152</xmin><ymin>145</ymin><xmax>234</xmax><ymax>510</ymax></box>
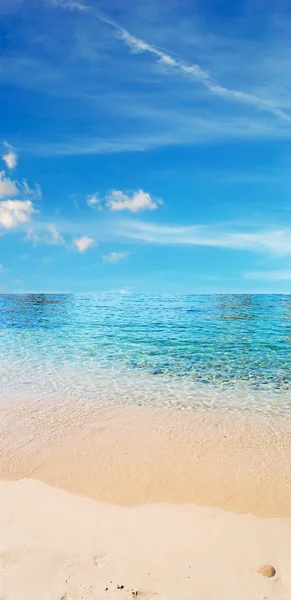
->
<box><xmin>0</xmin><ymin>293</ymin><xmax>291</xmax><ymax>415</ymax></box>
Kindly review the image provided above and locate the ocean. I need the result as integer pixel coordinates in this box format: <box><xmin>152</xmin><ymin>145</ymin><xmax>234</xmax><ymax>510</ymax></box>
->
<box><xmin>1</xmin><ymin>293</ymin><xmax>291</xmax><ymax>415</ymax></box>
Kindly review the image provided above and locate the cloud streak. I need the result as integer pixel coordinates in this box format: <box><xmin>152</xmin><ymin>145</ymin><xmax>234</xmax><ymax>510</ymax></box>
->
<box><xmin>109</xmin><ymin>20</ymin><xmax>291</xmax><ymax>124</ymax></box>
<box><xmin>119</xmin><ymin>220</ymin><xmax>291</xmax><ymax>256</ymax></box>
<box><xmin>51</xmin><ymin>1</ymin><xmax>291</xmax><ymax>124</ymax></box>
<box><xmin>114</xmin><ymin>28</ymin><xmax>291</xmax><ymax>124</ymax></box>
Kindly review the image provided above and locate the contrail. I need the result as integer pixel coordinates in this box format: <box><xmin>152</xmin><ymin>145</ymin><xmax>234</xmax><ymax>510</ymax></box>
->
<box><xmin>49</xmin><ymin>0</ymin><xmax>291</xmax><ymax>124</ymax></box>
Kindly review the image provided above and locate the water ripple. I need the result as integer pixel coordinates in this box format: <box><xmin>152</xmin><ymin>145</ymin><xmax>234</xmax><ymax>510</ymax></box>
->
<box><xmin>0</xmin><ymin>293</ymin><xmax>291</xmax><ymax>415</ymax></box>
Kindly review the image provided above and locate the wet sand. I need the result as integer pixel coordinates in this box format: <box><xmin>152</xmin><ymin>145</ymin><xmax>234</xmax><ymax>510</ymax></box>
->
<box><xmin>1</xmin><ymin>393</ymin><xmax>291</xmax><ymax>516</ymax></box>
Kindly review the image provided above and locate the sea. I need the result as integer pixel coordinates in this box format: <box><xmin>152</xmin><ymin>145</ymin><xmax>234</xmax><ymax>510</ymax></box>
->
<box><xmin>0</xmin><ymin>293</ymin><xmax>291</xmax><ymax>416</ymax></box>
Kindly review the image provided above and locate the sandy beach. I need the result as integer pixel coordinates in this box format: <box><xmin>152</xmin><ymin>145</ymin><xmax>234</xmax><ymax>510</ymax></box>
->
<box><xmin>2</xmin><ymin>0</ymin><xmax>291</xmax><ymax>590</ymax></box>
<box><xmin>1</xmin><ymin>478</ymin><xmax>291</xmax><ymax>600</ymax></box>
<box><xmin>1</xmin><ymin>394</ymin><xmax>291</xmax><ymax>598</ymax></box>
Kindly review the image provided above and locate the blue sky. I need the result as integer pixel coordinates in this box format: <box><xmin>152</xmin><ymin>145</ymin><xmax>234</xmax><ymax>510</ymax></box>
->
<box><xmin>1</xmin><ymin>0</ymin><xmax>291</xmax><ymax>293</ymax></box>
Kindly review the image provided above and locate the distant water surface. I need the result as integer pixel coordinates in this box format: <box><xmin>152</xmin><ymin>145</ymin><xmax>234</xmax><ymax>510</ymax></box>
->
<box><xmin>0</xmin><ymin>294</ymin><xmax>291</xmax><ymax>415</ymax></box>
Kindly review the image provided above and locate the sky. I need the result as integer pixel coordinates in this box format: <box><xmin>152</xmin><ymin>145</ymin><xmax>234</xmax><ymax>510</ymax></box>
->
<box><xmin>1</xmin><ymin>0</ymin><xmax>291</xmax><ymax>294</ymax></box>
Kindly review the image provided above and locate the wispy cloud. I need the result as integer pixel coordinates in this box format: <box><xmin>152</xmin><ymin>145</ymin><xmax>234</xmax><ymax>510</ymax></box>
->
<box><xmin>106</xmin><ymin>189</ymin><xmax>161</xmax><ymax>213</ymax></box>
<box><xmin>52</xmin><ymin>1</ymin><xmax>291</xmax><ymax>125</ymax></box>
<box><xmin>2</xmin><ymin>141</ymin><xmax>18</xmax><ymax>170</ymax></box>
<box><xmin>25</xmin><ymin>228</ymin><xmax>39</xmax><ymax>246</ymax></box>
<box><xmin>47</xmin><ymin>0</ymin><xmax>89</xmax><ymax>11</ymax></box>
<box><xmin>22</xmin><ymin>179</ymin><xmax>42</xmax><ymax>200</ymax></box>
<box><xmin>102</xmin><ymin>251</ymin><xmax>128</xmax><ymax>263</ymax></box>
<box><xmin>73</xmin><ymin>235</ymin><xmax>95</xmax><ymax>252</ymax></box>
<box><xmin>87</xmin><ymin>193</ymin><xmax>101</xmax><ymax>209</ymax></box>
<box><xmin>47</xmin><ymin>223</ymin><xmax>65</xmax><ymax>245</ymax></box>
<box><xmin>244</xmin><ymin>269</ymin><xmax>291</xmax><ymax>281</ymax></box>
<box><xmin>20</xmin><ymin>137</ymin><xmax>171</xmax><ymax>157</ymax></box>
<box><xmin>109</xmin><ymin>20</ymin><xmax>291</xmax><ymax>124</ymax></box>
<box><xmin>3</xmin><ymin>0</ymin><xmax>291</xmax><ymax>164</ymax></box>
<box><xmin>0</xmin><ymin>200</ymin><xmax>35</xmax><ymax>229</ymax></box>
<box><xmin>19</xmin><ymin>116</ymin><xmax>291</xmax><ymax>156</ymax></box>
<box><xmin>119</xmin><ymin>220</ymin><xmax>291</xmax><ymax>256</ymax></box>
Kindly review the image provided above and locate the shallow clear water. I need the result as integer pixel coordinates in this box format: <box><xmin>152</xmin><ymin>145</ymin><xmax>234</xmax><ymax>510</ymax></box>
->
<box><xmin>0</xmin><ymin>293</ymin><xmax>291</xmax><ymax>415</ymax></box>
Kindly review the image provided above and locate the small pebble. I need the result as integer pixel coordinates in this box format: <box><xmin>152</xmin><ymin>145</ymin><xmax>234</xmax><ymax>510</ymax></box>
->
<box><xmin>257</xmin><ymin>565</ymin><xmax>276</xmax><ymax>578</ymax></box>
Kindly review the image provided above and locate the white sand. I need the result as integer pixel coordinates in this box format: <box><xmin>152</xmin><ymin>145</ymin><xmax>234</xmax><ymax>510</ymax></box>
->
<box><xmin>1</xmin><ymin>478</ymin><xmax>291</xmax><ymax>600</ymax></box>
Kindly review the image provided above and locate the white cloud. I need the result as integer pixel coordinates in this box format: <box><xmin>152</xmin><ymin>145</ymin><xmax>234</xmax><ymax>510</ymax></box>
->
<box><xmin>106</xmin><ymin>189</ymin><xmax>161</xmax><ymax>213</ymax></box>
<box><xmin>0</xmin><ymin>200</ymin><xmax>35</xmax><ymax>229</ymax></box>
<box><xmin>2</xmin><ymin>141</ymin><xmax>18</xmax><ymax>170</ymax></box>
<box><xmin>102</xmin><ymin>251</ymin><xmax>128</xmax><ymax>263</ymax></box>
<box><xmin>0</xmin><ymin>148</ymin><xmax>43</xmax><ymax>239</ymax></box>
<box><xmin>0</xmin><ymin>172</ymin><xmax>42</xmax><ymax>202</ymax></box>
<box><xmin>119</xmin><ymin>221</ymin><xmax>291</xmax><ymax>256</ymax></box>
<box><xmin>87</xmin><ymin>193</ymin><xmax>101</xmax><ymax>209</ymax></box>
<box><xmin>47</xmin><ymin>223</ymin><xmax>65</xmax><ymax>245</ymax></box>
<box><xmin>73</xmin><ymin>235</ymin><xmax>95</xmax><ymax>252</ymax></box>
<box><xmin>244</xmin><ymin>269</ymin><xmax>291</xmax><ymax>281</ymax></box>
<box><xmin>0</xmin><ymin>172</ymin><xmax>18</xmax><ymax>198</ymax></box>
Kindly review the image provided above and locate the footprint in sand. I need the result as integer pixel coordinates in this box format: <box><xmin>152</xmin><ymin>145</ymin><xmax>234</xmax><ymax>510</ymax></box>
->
<box><xmin>93</xmin><ymin>552</ymin><xmax>109</xmax><ymax>570</ymax></box>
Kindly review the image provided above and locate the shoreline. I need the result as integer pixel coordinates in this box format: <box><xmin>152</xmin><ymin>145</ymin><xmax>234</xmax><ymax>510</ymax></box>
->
<box><xmin>1</xmin><ymin>392</ymin><xmax>291</xmax><ymax>598</ymax></box>
<box><xmin>1</xmin><ymin>393</ymin><xmax>291</xmax><ymax>516</ymax></box>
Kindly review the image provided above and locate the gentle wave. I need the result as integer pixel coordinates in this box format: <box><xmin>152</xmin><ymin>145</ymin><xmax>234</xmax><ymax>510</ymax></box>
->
<box><xmin>0</xmin><ymin>293</ymin><xmax>291</xmax><ymax>415</ymax></box>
